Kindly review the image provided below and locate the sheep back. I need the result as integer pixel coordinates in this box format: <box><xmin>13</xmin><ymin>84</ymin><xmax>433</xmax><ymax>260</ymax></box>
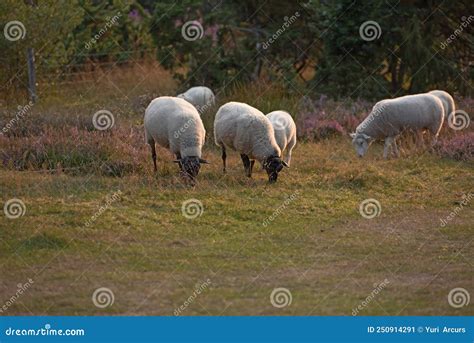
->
<box><xmin>178</xmin><ymin>86</ymin><xmax>215</xmax><ymax>111</ymax></box>
<box><xmin>428</xmin><ymin>90</ymin><xmax>455</xmax><ymax>119</ymax></box>
<box><xmin>144</xmin><ymin>96</ymin><xmax>205</xmax><ymax>157</ymax></box>
<box><xmin>214</xmin><ymin>102</ymin><xmax>281</xmax><ymax>162</ymax></box>
<box><xmin>266</xmin><ymin>110</ymin><xmax>296</xmax><ymax>152</ymax></box>
<box><xmin>357</xmin><ymin>94</ymin><xmax>444</xmax><ymax>139</ymax></box>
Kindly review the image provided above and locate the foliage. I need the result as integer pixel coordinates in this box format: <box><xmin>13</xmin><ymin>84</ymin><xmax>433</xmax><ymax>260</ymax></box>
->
<box><xmin>0</xmin><ymin>0</ymin><xmax>83</xmax><ymax>94</ymax></box>
<box><xmin>0</xmin><ymin>0</ymin><xmax>155</xmax><ymax>100</ymax></box>
<box><xmin>434</xmin><ymin>132</ymin><xmax>474</xmax><ymax>161</ymax></box>
<box><xmin>0</xmin><ymin>0</ymin><xmax>472</xmax><ymax>102</ymax></box>
<box><xmin>304</xmin><ymin>0</ymin><xmax>473</xmax><ymax>99</ymax></box>
<box><xmin>150</xmin><ymin>1</ymin><xmax>313</xmax><ymax>92</ymax></box>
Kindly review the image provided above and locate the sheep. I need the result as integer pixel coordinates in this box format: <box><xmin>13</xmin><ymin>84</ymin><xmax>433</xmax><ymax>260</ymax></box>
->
<box><xmin>428</xmin><ymin>90</ymin><xmax>455</xmax><ymax>120</ymax></box>
<box><xmin>266</xmin><ymin>110</ymin><xmax>297</xmax><ymax>166</ymax></box>
<box><xmin>350</xmin><ymin>93</ymin><xmax>444</xmax><ymax>159</ymax></box>
<box><xmin>177</xmin><ymin>86</ymin><xmax>215</xmax><ymax>114</ymax></box>
<box><xmin>144</xmin><ymin>96</ymin><xmax>209</xmax><ymax>182</ymax></box>
<box><xmin>214</xmin><ymin>102</ymin><xmax>288</xmax><ymax>183</ymax></box>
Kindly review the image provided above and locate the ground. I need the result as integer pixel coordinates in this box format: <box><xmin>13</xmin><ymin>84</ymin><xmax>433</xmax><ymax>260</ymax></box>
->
<box><xmin>0</xmin><ymin>138</ymin><xmax>472</xmax><ymax>315</ymax></box>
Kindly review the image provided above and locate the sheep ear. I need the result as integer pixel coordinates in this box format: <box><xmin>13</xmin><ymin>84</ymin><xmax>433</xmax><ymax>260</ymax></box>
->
<box><xmin>362</xmin><ymin>134</ymin><xmax>372</xmax><ymax>140</ymax></box>
<box><xmin>199</xmin><ymin>158</ymin><xmax>210</xmax><ymax>164</ymax></box>
<box><xmin>282</xmin><ymin>161</ymin><xmax>289</xmax><ymax>168</ymax></box>
<box><xmin>350</xmin><ymin>133</ymin><xmax>357</xmax><ymax>138</ymax></box>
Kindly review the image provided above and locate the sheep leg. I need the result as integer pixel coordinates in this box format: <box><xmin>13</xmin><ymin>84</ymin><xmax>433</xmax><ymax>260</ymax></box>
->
<box><xmin>430</xmin><ymin>134</ymin><xmax>439</xmax><ymax>152</ymax></box>
<box><xmin>175</xmin><ymin>153</ymin><xmax>182</xmax><ymax>171</ymax></box>
<box><xmin>383</xmin><ymin>137</ymin><xmax>393</xmax><ymax>159</ymax></box>
<box><xmin>392</xmin><ymin>137</ymin><xmax>400</xmax><ymax>157</ymax></box>
<box><xmin>240</xmin><ymin>154</ymin><xmax>252</xmax><ymax>177</ymax></box>
<box><xmin>250</xmin><ymin>160</ymin><xmax>255</xmax><ymax>174</ymax></box>
<box><xmin>284</xmin><ymin>148</ymin><xmax>292</xmax><ymax>166</ymax></box>
<box><xmin>416</xmin><ymin>130</ymin><xmax>424</xmax><ymax>149</ymax></box>
<box><xmin>149</xmin><ymin>142</ymin><xmax>157</xmax><ymax>172</ymax></box>
<box><xmin>285</xmin><ymin>135</ymin><xmax>296</xmax><ymax>166</ymax></box>
<box><xmin>221</xmin><ymin>146</ymin><xmax>227</xmax><ymax>173</ymax></box>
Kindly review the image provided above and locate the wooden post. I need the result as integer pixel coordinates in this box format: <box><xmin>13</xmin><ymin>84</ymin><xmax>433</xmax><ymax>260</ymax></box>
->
<box><xmin>26</xmin><ymin>0</ymin><xmax>37</xmax><ymax>103</ymax></box>
<box><xmin>26</xmin><ymin>47</ymin><xmax>37</xmax><ymax>103</ymax></box>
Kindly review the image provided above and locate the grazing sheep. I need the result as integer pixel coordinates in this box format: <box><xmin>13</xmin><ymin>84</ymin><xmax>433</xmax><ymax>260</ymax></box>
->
<box><xmin>350</xmin><ymin>94</ymin><xmax>444</xmax><ymax>158</ymax></box>
<box><xmin>428</xmin><ymin>90</ymin><xmax>455</xmax><ymax>119</ymax></box>
<box><xmin>177</xmin><ymin>86</ymin><xmax>215</xmax><ymax>114</ymax></box>
<box><xmin>144</xmin><ymin>96</ymin><xmax>209</xmax><ymax>181</ymax></box>
<box><xmin>266</xmin><ymin>110</ymin><xmax>297</xmax><ymax>166</ymax></box>
<box><xmin>214</xmin><ymin>102</ymin><xmax>288</xmax><ymax>183</ymax></box>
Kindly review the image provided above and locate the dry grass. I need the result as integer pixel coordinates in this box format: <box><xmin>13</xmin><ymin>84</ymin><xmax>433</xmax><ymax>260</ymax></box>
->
<box><xmin>0</xmin><ymin>71</ymin><xmax>472</xmax><ymax>316</ymax></box>
<box><xmin>0</xmin><ymin>138</ymin><xmax>472</xmax><ymax>315</ymax></box>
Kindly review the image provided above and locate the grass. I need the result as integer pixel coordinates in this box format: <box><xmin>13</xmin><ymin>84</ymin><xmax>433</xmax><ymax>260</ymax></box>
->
<box><xmin>0</xmin><ymin>65</ymin><xmax>472</xmax><ymax>315</ymax></box>
<box><xmin>1</xmin><ymin>138</ymin><xmax>472</xmax><ymax>315</ymax></box>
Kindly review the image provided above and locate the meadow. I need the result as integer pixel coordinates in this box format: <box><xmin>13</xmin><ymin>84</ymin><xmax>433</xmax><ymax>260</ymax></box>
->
<box><xmin>0</xmin><ymin>65</ymin><xmax>472</xmax><ymax>316</ymax></box>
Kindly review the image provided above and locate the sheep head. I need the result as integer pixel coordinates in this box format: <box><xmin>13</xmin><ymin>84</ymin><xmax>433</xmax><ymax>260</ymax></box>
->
<box><xmin>350</xmin><ymin>132</ymin><xmax>372</xmax><ymax>157</ymax></box>
<box><xmin>174</xmin><ymin>156</ymin><xmax>209</xmax><ymax>182</ymax></box>
<box><xmin>263</xmin><ymin>156</ymin><xmax>288</xmax><ymax>183</ymax></box>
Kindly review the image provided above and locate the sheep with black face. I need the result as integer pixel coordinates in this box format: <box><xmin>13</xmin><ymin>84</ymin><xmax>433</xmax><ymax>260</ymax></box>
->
<box><xmin>214</xmin><ymin>102</ymin><xmax>288</xmax><ymax>183</ymax></box>
<box><xmin>144</xmin><ymin>96</ymin><xmax>209</xmax><ymax>182</ymax></box>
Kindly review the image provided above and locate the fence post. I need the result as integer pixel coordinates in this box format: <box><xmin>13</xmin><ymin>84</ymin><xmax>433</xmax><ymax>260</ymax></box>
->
<box><xmin>26</xmin><ymin>47</ymin><xmax>37</xmax><ymax>103</ymax></box>
<box><xmin>26</xmin><ymin>0</ymin><xmax>37</xmax><ymax>103</ymax></box>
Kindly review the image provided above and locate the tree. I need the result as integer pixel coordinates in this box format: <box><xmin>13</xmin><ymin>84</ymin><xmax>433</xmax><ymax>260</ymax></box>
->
<box><xmin>305</xmin><ymin>0</ymin><xmax>473</xmax><ymax>99</ymax></box>
<box><xmin>149</xmin><ymin>0</ymin><xmax>315</xmax><ymax>92</ymax></box>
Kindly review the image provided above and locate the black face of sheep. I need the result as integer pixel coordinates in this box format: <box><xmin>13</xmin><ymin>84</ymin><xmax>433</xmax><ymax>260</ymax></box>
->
<box><xmin>174</xmin><ymin>157</ymin><xmax>209</xmax><ymax>182</ymax></box>
<box><xmin>263</xmin><ymin>156</ymin><xmax>288</xmax><ymax>183</ymax></box>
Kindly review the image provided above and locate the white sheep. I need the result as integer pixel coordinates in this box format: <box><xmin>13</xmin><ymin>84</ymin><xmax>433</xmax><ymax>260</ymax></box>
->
<box><xmin>177</xmin><ymin>86</ymin><xmax>215</xmax><ymax>114</ymax></box>
<box><xmin>350</xmin><ymin>93</ymin><xmax>444</xmax><ymax>158</ymax></box>
<box><xmin>214</xmin><ymin>102</ymin><xmax>288</xmax><ymax>183</ymax></box>
<box><xmin>428</xmin><ymin>90</ymin><xmax>455</xmax><ymax>120</ymax></box>
<box><xmin>144</xmin><ymin>96</ymin><xmax>209</xmax><ymax>181</ymax></box>
<box><xmin>266</xmin><ymin>110</ymin><xmax>297</xmax><ymax>166</ymax></box>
